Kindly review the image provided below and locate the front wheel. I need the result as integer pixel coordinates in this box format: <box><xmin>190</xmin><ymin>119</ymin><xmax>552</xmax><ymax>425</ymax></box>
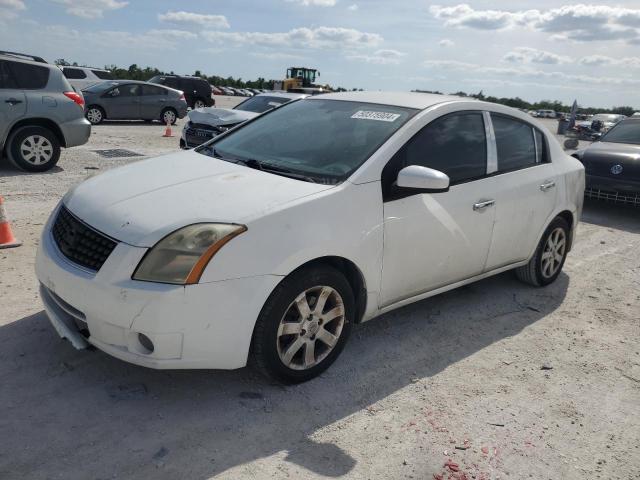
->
<box><xmin>516</xmin><ymin>217</ymin><xmax>570</xmax><ymax>286</ymax></box>
<box><xmin>251</xmin><ymin>266</ymin><xmax>354</xmax><ymax>383</ymax></box>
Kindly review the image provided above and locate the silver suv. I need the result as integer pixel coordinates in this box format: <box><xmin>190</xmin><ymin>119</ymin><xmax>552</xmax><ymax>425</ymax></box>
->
<box><xmin>0</xmin><ymin>51</ymin><xmax>91</xmax><ymax>172</ymax></box>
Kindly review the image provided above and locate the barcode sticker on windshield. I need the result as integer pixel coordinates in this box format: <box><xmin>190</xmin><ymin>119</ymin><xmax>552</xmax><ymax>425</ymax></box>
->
<box><xmin>351</xmin><ymin>111</ymin><xmax>401</xmax><ymax>122</ymax></box>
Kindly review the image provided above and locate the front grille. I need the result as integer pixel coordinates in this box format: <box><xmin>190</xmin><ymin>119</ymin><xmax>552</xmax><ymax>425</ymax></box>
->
<box><xmin>585</xmin><ymin>188</ymin><xmax>640</xmax><ymax>206</ymax></box>
<box><xmin>52</xmin><ymin>206</ymin><xmax>118</xmax><ymax>271</ymax></box>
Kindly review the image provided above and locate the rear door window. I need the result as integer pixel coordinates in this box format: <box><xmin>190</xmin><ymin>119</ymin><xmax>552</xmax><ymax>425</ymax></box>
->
<box><xmin>142</xmin><ymin>85</ymin><xmax>167</xmax><ymax>96</ymax></box>
<box><xmin>63</xmin><ymin>68</ymin><xmax>87</xmax><ymax>79</ymax></box>
<box><xmin>7</xmin><ymin>61</ymin><xmax>50</xmax><ymax>89</ymax></box>
<box><xmin>492</xmin><ymin>114</ymin><xmax>540</xmax><ymax>171</ymax></box>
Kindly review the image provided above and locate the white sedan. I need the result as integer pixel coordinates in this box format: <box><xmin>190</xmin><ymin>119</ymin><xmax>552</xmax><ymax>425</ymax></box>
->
<box><xmin>36</xmin><ymin>92</ymin><xmax>585</xmax><ymax>383</ymax></box>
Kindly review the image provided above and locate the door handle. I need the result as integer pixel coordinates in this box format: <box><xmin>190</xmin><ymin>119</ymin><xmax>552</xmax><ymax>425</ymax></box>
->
<box><xmin>473</xmin><ymin>199</ymin><xmax>495</xmax><ymax>211</ymax></box>
<box><xmin>5</xmin><ymin>98</ymin><xmax>23</xmax><ymax>105</ymax></box>
<box><xmin>540</xmin><ymin>180</ymin><xmax>556</xmax><ymax>191</ymax></box>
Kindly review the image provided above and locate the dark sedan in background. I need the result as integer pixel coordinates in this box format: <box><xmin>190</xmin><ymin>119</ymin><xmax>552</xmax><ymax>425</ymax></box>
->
<box><xmin>180</xmin><ymin>92</ymin><xmax>307</xmax><ymax>149</ymax></box>
<box><xmin>573</xmin><ymin>118</ymin><xmax>640</xmax><ymax>206</ymax></box>
<box><xmin>82</xmin><ymin>80</ymin><xmax>188</xmax><ymax>125</ymax></box>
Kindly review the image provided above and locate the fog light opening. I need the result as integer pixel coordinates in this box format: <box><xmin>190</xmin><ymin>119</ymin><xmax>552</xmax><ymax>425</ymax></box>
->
<box><xmin>138</xmin><ymin>333</ymin><xmax>154</xmax><ymax>354</ymax></box>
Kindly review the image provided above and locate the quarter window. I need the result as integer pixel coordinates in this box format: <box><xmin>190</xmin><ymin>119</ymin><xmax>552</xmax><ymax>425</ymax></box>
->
<box><xmin>492</xmin><ymin>114</ymin><xmax>542</xmax><ymax>171</ymax></box>
<box><xmin>91</xmin><ymin>70</ymin><xmax>113</xmax><ymax>80</ymax></box>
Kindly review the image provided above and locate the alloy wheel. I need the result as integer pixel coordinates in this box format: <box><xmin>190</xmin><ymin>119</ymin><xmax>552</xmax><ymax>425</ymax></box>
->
<box><xmin>20</xmin><ymin>135</ymin><xmax>53</xmax><ymax>165</ymax></box>
<box><xmin>87</xmin><ymin>108</ymin><xmax>102</xmax><ymax>124</ymax></box>
<box><xmin>163</xmin><ymin>110</ymin><xmax>176</xmax><ymax>124</ymax></box>
<box><xmin>194</xmin><ymin>100</ymin><xmax>205</xmax><ymax>109</ymax></box>
<box><xmin>276</xmin><ymin>286</ymin><xmax>345</xmax><ymax>370</ymax></box>
<box><xmin>541</xmin><ymin>227</ymin><xmax>566</xmax><ymax>279</ymax></box>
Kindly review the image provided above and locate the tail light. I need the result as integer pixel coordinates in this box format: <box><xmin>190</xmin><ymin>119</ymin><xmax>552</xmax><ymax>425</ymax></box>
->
<box><xmin>178</xmin><ymin>91</ymin><xmax>185</xmax><ymax>101</ymax></box>
<box><xmin>64</xmin><ymin>91</ymin><xmax>85</xmax><ymax>108</ymax></box>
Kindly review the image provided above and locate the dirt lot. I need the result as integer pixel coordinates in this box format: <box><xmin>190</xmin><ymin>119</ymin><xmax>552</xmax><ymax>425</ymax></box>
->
<box><xmin>1</xmin><ymin>104</ymin><xmax>639</xmax><ymax>480</ymax></box>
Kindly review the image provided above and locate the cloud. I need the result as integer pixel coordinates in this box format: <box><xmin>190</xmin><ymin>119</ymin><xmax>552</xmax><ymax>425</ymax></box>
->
<box><xmin>347</xmin><ymin>49</ymin><xmax>407</xmax><ymax>64</ymax></box>
<box><xmin>52</xmin><ymin>0</ymin><xmax>127</xmax><ymax>19</ymax></box>
<box><xmin>286</xmin><ymin>0</ymin><xmax>336</xmax><ymax>6</ymax></box>
<box><xmin>249</xmin><ymin>52</ymin><xmax>305</xmax><ymax>60</ymax></box>
<box><xmin>423</xmin><ymin>59</ymin><xmax>640</xmax><ymax>87</ymax></box>
<box><xmin>158</xmin><ymin>11</ymin><xmax>230</xmax><ymax>29</ymax></box>
<box><xmin>146</xmin><ymin>29</ymin><xmax>198</xmax><ymax>41</ymax></box>
<box><xmin>503</xmin><ymin>47</ymin><xmax>571</xmax><ymax>65</ymax></box>
<box><xmin>438</xmin><ymin>39</ymin><xmax>454</xmax><ymax>47</ymax></box>
<box><xmin>579</xmin><ymin>54</ymin><xmax>640</xmax><ymax>68</ymax></box>
<box><xmin>348</xmin><ymin>4</ymin><xmax>358</xmax><ymax>11</ymax></box>
<box><xmin>202</xmin><ymin>26</ymin><xmax>382</xmax><ymax>49</ymax></box>
<box><xmin>0</xmin><ymin>0</ymin><xmax>25</xmax><ymax>21</ymax></box>
<box><xmin>430</xmin><ymin>4</ymin><xmax>640</xmax><ymax>44</ymax></box>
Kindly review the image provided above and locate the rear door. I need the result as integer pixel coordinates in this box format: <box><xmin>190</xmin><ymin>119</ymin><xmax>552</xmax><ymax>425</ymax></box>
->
<box><xmin>140</xmin><ymin>84</ymin><xmax>168</xmax><ymax>119</ymax></box>
<box><xmin>484</xmin><ymin>114</ymin><xmax>558</xmax><ymax>269</ymax></box>
<box><xmin>0</xmin><ymin>60</ymin><xmax>26</xmax><ymax>145</ymax></box>
<box><xmin>102</xmin><ymin>83</ymin><xmax>141</xmax><ymax>119</ymax></box>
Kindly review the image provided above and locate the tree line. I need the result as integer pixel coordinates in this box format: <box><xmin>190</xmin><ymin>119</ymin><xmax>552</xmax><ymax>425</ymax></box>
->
<box><xmin>55</xmin><ymin>60</ymin><xmax>635</xmax><ymax>115</ymax></box>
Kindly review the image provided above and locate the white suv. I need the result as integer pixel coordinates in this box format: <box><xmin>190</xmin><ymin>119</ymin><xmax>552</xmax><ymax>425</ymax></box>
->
<box><xmin>60</xmin><ymin>66</ymin><xmax>114</xmax><ymax>91</ymax></box>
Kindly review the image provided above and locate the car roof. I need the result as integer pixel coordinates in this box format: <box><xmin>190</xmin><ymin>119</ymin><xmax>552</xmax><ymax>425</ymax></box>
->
<box><xmin>309</xmin><ymin>91</ymin><xmax>470</xmax><ymax>110</ymax></box>
<box><xmin>0</xmin><ymin>52</ymin><xmax>51</xmax><ymax>67</ymax></box>
<box><xmin>256</xmin><ymin>92</ymin><xmax>308</xmax><ymax>100</ymax></box>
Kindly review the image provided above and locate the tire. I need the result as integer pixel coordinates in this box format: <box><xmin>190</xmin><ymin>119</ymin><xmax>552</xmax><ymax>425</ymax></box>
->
<box><xmin>516</xmin><ymin>217</ymin><xmax>570</xmax><ymax>287</ymax></box>
<box><xmin>7</xmin><ymin>126</ymin><xmax>61</xmax><ymax>172</ymax></box>
<box><xmin>160</xmin><ymin>108</ymin><xmax>177</xmax><ymax>125</ymax></box>
<box><xmin>85</xmin><ymin>106</ymin><xmax>104</xmax><ymax>125</ymax></box>
<box><xmin>193</xmin><ymin>98</ymin><xmax>206</xmax><ymax>109</ymax></box>
<box><xmin>251</xmin><ymin>265</ymin><xmax>354</xmax><ymax>384</ymax></box>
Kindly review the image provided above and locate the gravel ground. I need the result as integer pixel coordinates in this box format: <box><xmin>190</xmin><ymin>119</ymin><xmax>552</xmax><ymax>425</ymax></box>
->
<box><xmin>0</xmin><ymin>105</ymin><xmax>639</xmax><ymax>480</ymax></box>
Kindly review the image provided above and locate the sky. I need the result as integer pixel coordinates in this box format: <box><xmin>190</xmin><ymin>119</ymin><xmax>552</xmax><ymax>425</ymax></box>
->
<box><xmin>1</xmin><ymin>1</ymin><xmax>639</xmax><ymax>108</ymax></box>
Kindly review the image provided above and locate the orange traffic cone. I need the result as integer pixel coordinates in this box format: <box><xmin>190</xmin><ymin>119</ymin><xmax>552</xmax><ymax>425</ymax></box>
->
<box><xmin>0</xmin><ymin>196</ymin><xmax>21</xmax><ymax>249</ymax></box>
<box><xmin>162</xmin><ymin>120</ymin><xmax>173</xmax><ymax>137</ymax></box>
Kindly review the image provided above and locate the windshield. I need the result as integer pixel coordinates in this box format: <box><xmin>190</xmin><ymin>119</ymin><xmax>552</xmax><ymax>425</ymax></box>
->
<box><xmin>235</xmin><ymin>95</ymin><xmax>293</xmax><ymax>113</ymax></box>
<box><xmin>600</xmin><ymin>121</ymin><xmax>640</xmax><ymax>145</ymax></box>
<box><xmin>83</xmin><ymin>81</ymin><xmax>118</xmax><ymax>93</ymax></box>
<box><xmin>196</xmin><ymin>99</ymin><xmax>417</xmax><ymax>183</ymax></box>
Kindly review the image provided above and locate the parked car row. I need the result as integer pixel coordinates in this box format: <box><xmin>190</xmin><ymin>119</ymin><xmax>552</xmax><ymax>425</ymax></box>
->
<box><xmin>212</xmin><ymin>85</ymin><xmax>270</xmax><ymax>97</ymax></box>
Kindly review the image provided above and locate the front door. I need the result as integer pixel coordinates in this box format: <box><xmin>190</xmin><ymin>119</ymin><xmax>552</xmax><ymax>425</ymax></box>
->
<box><xmin>380</xmin><ymin>111</ymin><xmax>497</xmax><ymax>306</ymax></box>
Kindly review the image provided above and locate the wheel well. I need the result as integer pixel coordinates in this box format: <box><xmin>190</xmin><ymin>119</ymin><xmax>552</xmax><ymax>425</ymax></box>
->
<box><xmin>6</xmin><ymin>118</ymin><xmax>66</xmax><ymax>148</ymax></box>
<box><xmin>291</xmin><ymin>256</ymin><xmax>367</xmax><ymax>323</ymax></box>
<box><xmin>556</xmin><ymin>210</ymin><xmax>575</xmax><ymax>251</ymax></box>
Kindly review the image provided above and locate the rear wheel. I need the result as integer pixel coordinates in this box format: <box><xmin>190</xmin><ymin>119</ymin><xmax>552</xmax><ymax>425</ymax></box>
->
<box><xmin>516</xmin><ymin>217</ymin><xmax>569</xmax><ymax>286</ymax></box>
<box><xmin>160</xmin><ymin>108</ymin><xmax>177</xmax><ymax>125</ymax></box>
<box><xmin>7</xmin><ymin>126</ymin><xmax>61</xmax><ymax>172</ymax></box>
<box><xmin>86</xmin><ymin>106</ymin><xmax>104</xmax><ymax>125</ymax></box>
<box><xmin>251</xmin><ymin>265</ymin><xmax>354</xmax><ymax>383</ymax></box>
<box><xmin>193</xmin><ymin>98</ymin><xmax>206</xmax><ymax>109</ymax></box>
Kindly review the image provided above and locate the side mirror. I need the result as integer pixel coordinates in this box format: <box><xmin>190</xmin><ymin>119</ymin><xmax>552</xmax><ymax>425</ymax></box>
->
<box><xmin>564</xmin><ymin>138</ymin><xmax>579</xmax><ymax>150</ymax></box>
<box><xmin>396</xmin><ymin>165</ymin><xmax>450</xmax><ymax>192</ymax></box>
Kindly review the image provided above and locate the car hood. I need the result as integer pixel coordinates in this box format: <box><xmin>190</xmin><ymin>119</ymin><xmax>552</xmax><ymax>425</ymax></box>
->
<box><xmin>583</xmin><ymin>141</ymin><xmax>640</xmax><ymax>161</ymax></box>
<box><xmin>63</xmin><ymin>150</ymin><xmax>335</xmax><ymax>247</ymax></box>
<box><xmin>188</xmin><ymin>107</ymin><xmax>258</xmax><ymax>127</ymax></box>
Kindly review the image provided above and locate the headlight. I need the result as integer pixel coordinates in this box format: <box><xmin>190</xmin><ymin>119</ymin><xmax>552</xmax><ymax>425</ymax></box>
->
<box><xmin>132</xmin><ymin>223</ymin><xmax>246</xmax><ymax>285</ymax></box>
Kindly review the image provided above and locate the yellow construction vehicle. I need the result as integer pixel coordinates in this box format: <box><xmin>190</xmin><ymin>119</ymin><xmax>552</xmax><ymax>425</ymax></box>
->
<box><xmin>273</xmin><ymin>67</ymin><xmax>329</xmax><ymax>95</ymax></box>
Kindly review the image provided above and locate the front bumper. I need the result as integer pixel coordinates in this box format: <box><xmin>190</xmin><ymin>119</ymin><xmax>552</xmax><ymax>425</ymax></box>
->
<box><xmin>585</xmin><ymin>174</ymin><xmax>640</xmax><ymax>206</ymax></box>
<box><xmin>35</xmin><ymin>212</ymin><xmax>281</xmax><ymax>369</ymax></box>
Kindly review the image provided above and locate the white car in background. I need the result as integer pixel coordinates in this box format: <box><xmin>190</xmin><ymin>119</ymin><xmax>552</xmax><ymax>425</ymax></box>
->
<box><xmin>60</xmin><ymin>66</ymin><xmax>114</xmax><ymax>91</ymax></box>
<box><xmin>36</xmin><ymin>92</ymin><xmax>584</xmax><ymax>383</ymax></box>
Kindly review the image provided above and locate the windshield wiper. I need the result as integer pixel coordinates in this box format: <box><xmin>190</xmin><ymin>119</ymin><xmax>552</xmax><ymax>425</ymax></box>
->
<box><xmin>235</xmin><ymin>158</ymin><xmax>317</xmax><ymax>183</ymax></box>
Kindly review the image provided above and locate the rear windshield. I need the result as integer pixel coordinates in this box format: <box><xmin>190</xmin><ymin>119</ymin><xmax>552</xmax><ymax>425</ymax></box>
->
<box><xmin>197</xmin><ymin>99</ymin><xmax>417</xmax><ymax>183</ymax></box>
<box><xmin>601</xmin><ymin>121</ymin><xmax>640</xmax><ymax>145</ymax></box>
<box><xmin>234</xmin><ymin>95</ymin><xmax>293</xmax><ymax>113</ymax></box>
